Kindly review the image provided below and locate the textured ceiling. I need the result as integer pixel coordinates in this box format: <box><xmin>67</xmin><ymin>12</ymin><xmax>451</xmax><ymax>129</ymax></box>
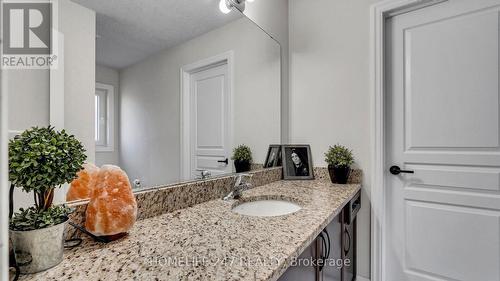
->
<box><xmin>71</xmin><ymin>0</ymin><xmax>242</xmax><ymax>69</ymax></box>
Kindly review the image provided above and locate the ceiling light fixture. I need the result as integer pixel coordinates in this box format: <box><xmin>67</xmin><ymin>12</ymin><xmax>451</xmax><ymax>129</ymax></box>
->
<box><xmin>219</xmin><ymin>0</ymin><xmax>246</xmax><ymax>14</ymax></box>
<box><xmin>219</xmin><ymin>0</ymin><xmax>232</xmax><ymax>14</ymax></box>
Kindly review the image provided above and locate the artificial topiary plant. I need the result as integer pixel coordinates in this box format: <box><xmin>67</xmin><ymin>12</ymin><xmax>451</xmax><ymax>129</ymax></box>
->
<box><xmin>232</xmin><ymin>145</ymin><xmax>253</xmax><ymax>173</ymax></box>
<box><xmin>232</xmin><ymin>145</ymin><xmax>253</xmax><ymax>162</ymax></box>
<box><xmin>324</xmin><ymin>144</ymin><xmax>354</xmax><ymax>184</ymax></box>
<box><xmin>324</xmin><ymin>144</ymin><xmax>354</xmax><ymax>168</ymax></box>
<box><xmin>9</xmin><ymin>126</ymin><xmax>87</xmax><ymax>231</ymax></box>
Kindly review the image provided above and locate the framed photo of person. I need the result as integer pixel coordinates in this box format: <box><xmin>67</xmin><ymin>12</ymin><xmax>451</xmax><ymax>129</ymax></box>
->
<box><xmin>264</xmin><ymin>145</ymin><xmax>282</xmax><ymax>168</ymax></box>
<box><xmin>282</xmin><ymin>145</ymin><xmax>314</xmax><ymax>180</ymax></box>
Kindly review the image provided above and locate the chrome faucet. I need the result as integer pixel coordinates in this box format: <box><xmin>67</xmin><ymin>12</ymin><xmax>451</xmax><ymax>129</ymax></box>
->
<box><xmin>197</xmin><ymin>170</ymin><xmax>211</xmax><ymax>180</ymax></box>
<box><xmin>223</xmin><ymin>174</ymin><xmax>252</xmax><ymax>200</ymax></box>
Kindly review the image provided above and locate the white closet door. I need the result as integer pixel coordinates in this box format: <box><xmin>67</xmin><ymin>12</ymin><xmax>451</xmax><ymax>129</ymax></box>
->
<box><xmin>386</xmin><ymin>1</ymin><xmax>500</xmax><ymax>280</ymax></box>
<box><xmin>190</xmin><ymin>63</ymin><xmax>231</xmax><ymax>178</ymax></box>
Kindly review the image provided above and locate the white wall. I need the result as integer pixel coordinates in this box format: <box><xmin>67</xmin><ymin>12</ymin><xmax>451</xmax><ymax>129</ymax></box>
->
<box><xmin>289</xmin><ymin>0</ymin><xmax>383</xmax><ymax>279</ymax></box>
<box><xmin>60</xmin><ymin>0</ymin><xmax>96</xmax><ymax>164</ymax></box>
<box><xmin>8</xmin><ymin>0</ymin><xmax>95</xmax><ymax>209</ymax></box>
<box><xmin>95</xmin><ymin>65</ymin><xmax>120</xmax><ymax>167</ymax></box>
<box><xmin>244</xmin><ymin>0</ymin><xmax>289</xmax><ymax>142</ymax></box>
<box><xmin>120</xmin><ymin>17</ymin><xmax>281</xmax><ymax>187</ymax></box>
<box><xmin>7</xmin><ymin>71</ymin><xmax>50</xmax><ymax>131</ymax></box>
<box><xmin>6</xmin><ymin>71</ymin><xmax>50</xmax><ymax>211</ymax></box>
<box><xmin>6</xmin><ymin>29</ymin><xmax>50</xmax><ymax>211</ymax></box>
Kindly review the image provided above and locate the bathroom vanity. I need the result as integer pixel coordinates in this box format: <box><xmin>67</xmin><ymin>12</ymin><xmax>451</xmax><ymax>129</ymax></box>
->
<box><xmin>17</xmin><ymin>169</ymin><xmax>361</xmax><ymax>281</ymax></box>
<box><xmin>7</xmin><ymin>1</ymin><xmax>361</xmax><ymax>280</ymax></box>
<box><xmin>279</xmin><ymin>190</ymin><xmax>361</xmax><ymax>281</ymax></box>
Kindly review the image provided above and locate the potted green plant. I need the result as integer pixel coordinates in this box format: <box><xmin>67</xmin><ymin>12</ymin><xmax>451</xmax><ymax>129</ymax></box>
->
<box><xmin>9</xmin><ymin>126</ymin><xmax>86</xmax><ymax>273</ymax></box>
<box><xmin>324</xmin><ymin>144</ymin><xmax>354</xmax><ymax>184</ymax></box>
<box><xmin>232</xmin><ymin>145</ymin><xmax>252</xmax><ymax>173</ymax></box>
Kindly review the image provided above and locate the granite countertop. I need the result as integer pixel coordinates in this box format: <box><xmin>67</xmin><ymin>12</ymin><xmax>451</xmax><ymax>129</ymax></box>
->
<box><xmin>19</xmin><ymin>180</ymin><xmax>361</xmax><ymax>281</ymax></box>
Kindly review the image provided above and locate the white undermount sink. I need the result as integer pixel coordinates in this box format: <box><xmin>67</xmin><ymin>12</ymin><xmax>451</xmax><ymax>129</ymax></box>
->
<box><xmin>232</xmin><ymin>199</ymin><xmax>301</xmax><ymax>217</ymax></box>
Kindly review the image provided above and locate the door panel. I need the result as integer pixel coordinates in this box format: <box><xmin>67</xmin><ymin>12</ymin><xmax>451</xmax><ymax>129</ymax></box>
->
<box><xmin>190</xmin><ymin>63</ymin><xmax>231</xmax><ymax>178</ymax></box>
<box><xmin>196</xmin><ymin>156</ymin><xmax>225</xmax><ymax>172</ymax></box>
<box><xmin>405</xmin><ymin>10</ymin><xmax>499</xmax><ymax>149</ymax></box>
<box><xmin>405</xmin><ymin>202</ymin><xmax>500</xmax><ymax>281</ymax></box>
<box><xmin>405</xmin><ymin>164</ymin><xmax>500</xmax><ymax>192</ymax></box>
<box><xmin>404</xmin><ymin>186</ymin><xmax>500</xmax><ymax>210</ymax></box>
<box><xmin>386</xmin><ymin>1</ymin><xmax>500</xmax><ymax>280</ymax></box>
<box><xmin>196</xmin><ymin>76</ymin><xmax>224</xmax><ymax>147</ymax></box>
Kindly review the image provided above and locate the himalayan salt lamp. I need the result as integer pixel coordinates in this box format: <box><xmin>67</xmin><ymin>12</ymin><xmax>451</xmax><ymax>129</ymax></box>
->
<box><xmin>85</xmin><ymin>165</ymin><xmax>137</xmax><ymax>237</ymax></box>
<box><xmin>66</xmin><ymin>163</ymin><xmax>99</xmax><ymax>201</ymax></box>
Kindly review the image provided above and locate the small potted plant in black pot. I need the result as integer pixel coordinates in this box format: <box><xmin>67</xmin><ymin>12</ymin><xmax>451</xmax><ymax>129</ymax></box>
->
<box><xmin>232</xmin><ymin>145</ymin><xmax>252</xmax><ymax>173</ymax></box>
<box><xmin>9</xmin><ymin>126</ymin><xmax>86</xmax><ymax>273</ymax></box>
<box><xmin>324</xmin><ymin>144</ymin><xmax>354</xmax><ymax>184</ymax></box>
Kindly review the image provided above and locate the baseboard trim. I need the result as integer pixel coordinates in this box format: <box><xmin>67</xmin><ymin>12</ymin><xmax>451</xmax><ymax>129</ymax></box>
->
<box><xmin>356</xmin><ymin>276</ymin><xmax>370</xmax><ymax>281</ymax></box>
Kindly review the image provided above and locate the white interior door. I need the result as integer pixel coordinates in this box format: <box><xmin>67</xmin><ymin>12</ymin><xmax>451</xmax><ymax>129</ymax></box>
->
<box><xmin>189</xmin><ymin>63</ymin><xmax>231</xmax><ymax>179</ymax></box>
<box><xmin>386</xmin><ymin>1</ymin><xmax>500</xmax><ymax>280</ymax></box>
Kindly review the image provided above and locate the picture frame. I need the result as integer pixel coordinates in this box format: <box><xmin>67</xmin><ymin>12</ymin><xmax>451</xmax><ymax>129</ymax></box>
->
<box><xmin>282</xmin><ymin>145</ymin><xmax>314</xmax><ymax>180</ymax></box>
<box><xmin>264</xmin><ymin>145</ymin><xmax>282</xmax><ymax>168</ymax></box>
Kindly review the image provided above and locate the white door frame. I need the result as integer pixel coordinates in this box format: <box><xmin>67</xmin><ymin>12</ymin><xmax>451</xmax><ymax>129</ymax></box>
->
<box><xmin>180</xmin><ymin>51</ymin><xmax>234</xmax><ymax>181</ymax></box>
<box><xmin>369</xmin><ymin>1</ymin><xmax>449</xmax><ymax>280</ymax></box>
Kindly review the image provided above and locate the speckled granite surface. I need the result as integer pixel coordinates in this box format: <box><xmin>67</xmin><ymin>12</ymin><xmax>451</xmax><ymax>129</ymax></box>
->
<box><xmin>251</xmin><ymin>163</ymin><xmax>265</xmax><ymax>171</ymax></box>
<box><xmin>64</xmin><ymin>167</ymin><xmax>283</xmax><ymax>238</ymax></box>
<box><xmin>313</xmin><ymin>167</ymin><xmax>362</xmax><ymax>184</ymax></box>
<box><xmin>19</xmin><ymin>179</ymin><xmax>360</xmax><ymax>281</ymax></box>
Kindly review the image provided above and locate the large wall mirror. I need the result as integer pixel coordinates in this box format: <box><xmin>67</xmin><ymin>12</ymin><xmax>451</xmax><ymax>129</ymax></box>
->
<box><xmin>7</xmin><ymin>0</ymin><xmax>281</xmax><ymax>206</ymax></box>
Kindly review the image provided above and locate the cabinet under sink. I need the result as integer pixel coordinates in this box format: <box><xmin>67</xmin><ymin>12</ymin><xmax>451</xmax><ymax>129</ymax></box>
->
<box><xmin>278</xmin><ymin>191</ymin><xmax>360</xmax><ymax>281</ymax></box>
